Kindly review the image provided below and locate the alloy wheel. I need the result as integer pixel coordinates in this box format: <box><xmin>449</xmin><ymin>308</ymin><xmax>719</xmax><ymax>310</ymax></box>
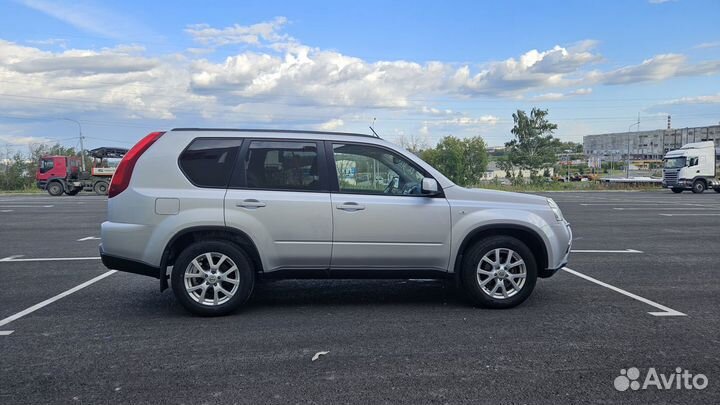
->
<box><xmin>476</xmin><ymin>248</ymin><xmax>527</xmax><ymax>299</ymax></box>
<box><xmin>183</xmin><ymin>252</ymin><xmax>241</xmax><ymax>306</ymax></box>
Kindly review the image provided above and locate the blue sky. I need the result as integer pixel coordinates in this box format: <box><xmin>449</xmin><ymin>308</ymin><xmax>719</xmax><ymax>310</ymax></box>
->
<box><xmin>0</xmin><ymin>0</ymin><xmax>719</xmax><ymax>152</ymax></box>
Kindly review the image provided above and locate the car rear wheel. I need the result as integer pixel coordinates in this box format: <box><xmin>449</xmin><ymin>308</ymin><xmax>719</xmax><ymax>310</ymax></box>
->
<box><xmin>460</xmin><ymin>235</ymin><xmax>537</xmax><ymax>309</ymax></box>
<box><xmin>171</xmin><ymin>240</ymin><xmax>255</xmax><ymax>316</ymax></box>
<box><xmin>46</xmin><ymin>181</ymin><xmax>63</xmax><ymax>196</ymax></box>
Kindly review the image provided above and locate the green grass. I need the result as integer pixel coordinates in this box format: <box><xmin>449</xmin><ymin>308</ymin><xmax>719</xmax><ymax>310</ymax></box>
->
<box><xmin>477</xmin><ymin>181</ymin><xmax>663</xmax><ymax>192</ymax></box>
<box><xmin>0</xmin><ymin>186</ymin><xmax>45</xmax><ymax>195</ymax></box>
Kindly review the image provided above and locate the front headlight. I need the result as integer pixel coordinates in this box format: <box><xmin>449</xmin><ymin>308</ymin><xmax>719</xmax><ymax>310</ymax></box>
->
<box><xmin>547</xmin><ymin>198</ymin><xmax>564</xmax><ymax>222</ymax></box>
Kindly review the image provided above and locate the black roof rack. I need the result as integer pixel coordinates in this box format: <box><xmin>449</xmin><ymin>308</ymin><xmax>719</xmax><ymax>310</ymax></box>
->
<box><xmin>170</xmin><ymin>128</ymin><xmax>381</xmax><ymax>139</ymax></box>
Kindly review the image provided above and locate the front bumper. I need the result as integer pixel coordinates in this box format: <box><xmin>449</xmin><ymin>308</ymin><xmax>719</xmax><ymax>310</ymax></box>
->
<box><xmin>99</xmin><ymin>244</ymin><xmax>161</xmax><ymax>279</ymax></box>
<box><xmin>539</xmin><ymin>221</ymin><xmax>571</xmax><ymax>278</ymax></box>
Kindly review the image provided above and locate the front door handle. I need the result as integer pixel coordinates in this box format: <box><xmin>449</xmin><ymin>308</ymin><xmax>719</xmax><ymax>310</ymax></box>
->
<box><xmin>336</xmin><ymin>202</ymin><xmax>365</xmax><ymax>211</ymax></box>
<box><xmin>236</xmin><ymin>199</ymin><xmax>266</xmax><ymax>209</ymax></box>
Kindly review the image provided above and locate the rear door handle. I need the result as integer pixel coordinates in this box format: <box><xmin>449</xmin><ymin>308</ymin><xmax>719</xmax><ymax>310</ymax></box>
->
<box><xmin>336</xmin><ymin>202</ymin><xmax>365</xmax><ymax>211</ymax></box>
<box><xmin>236</xmin><ymin>199</ymin><xmax>266</xmax><ymax>209</ymax></box>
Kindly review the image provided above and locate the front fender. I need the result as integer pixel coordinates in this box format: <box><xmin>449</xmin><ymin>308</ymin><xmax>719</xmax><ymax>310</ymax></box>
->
<box><xmin>449</xmin><ymin>208</ymin><xmax>556</xmax><ymax>273</ymax></box>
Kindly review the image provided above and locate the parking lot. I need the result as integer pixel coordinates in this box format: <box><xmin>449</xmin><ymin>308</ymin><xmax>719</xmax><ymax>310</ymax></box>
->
<box><xmin>0</xmin><ymin>191</ymin><xmax>718</xmax><ymax>404</ymax></box>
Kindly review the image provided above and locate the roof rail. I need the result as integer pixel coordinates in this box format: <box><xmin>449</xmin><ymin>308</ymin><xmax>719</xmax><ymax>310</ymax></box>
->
<box><xmin>170</xmin><ymin>128</ymin><xmax>381</xmax><ymax>139</ymax></box>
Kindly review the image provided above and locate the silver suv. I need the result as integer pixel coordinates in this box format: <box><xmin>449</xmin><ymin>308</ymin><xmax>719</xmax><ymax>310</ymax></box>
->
<box><xmin>100</xmin><ymin>129</ymin><xmax>571</xmax><ymax>315</ymax></box>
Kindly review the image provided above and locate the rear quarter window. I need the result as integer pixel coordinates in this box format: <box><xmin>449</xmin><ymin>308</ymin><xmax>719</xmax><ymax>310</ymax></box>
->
<box><xmin>179</xmin><ymin>138</ymin><xmax>243</xmax><ymax>188</ymax></box>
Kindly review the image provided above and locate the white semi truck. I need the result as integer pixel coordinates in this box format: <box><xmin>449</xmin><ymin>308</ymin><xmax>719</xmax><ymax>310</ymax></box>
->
<box><xmin>662</xmin><ymin>141</ymin><xmax>720</xmax><ymax>194</ymax></box>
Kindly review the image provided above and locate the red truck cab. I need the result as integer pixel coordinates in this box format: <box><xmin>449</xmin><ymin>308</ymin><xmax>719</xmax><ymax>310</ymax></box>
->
<box><xmin>36</xmin><ymin>156</ymin><xmax>82</xmax><ymax>190</ymax></box>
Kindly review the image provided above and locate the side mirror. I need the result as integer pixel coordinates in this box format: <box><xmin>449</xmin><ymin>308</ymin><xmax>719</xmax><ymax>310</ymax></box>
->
<box><xmin>421</xmin><ymin>177</ymin><xmax>439</xmax><ymax>195</ymax></box>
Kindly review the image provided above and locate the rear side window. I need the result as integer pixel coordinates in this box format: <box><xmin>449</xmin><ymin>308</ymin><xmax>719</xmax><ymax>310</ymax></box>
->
<box><xmin>244</xmin><ymin>141</ymin><xmax>321</xmax><ymax>191</ymax></box>
<box><xmin>179</xmin><ymin>138</ymin><xmax>243</xmax><ymax>188</ymax></box>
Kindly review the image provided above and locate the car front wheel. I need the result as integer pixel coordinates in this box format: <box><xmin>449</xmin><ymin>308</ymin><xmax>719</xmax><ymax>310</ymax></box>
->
<box><xmin>171</xmin><ymin>241</ymin><xmax>255</xmax><ymax>316</ymax></box>
<box><xmin>460</xmin><ymin>235</ymin><xmax>537</xmax><ymax>309</ymax></box>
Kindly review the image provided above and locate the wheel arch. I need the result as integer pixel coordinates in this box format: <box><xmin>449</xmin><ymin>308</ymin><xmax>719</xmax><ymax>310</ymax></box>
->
<box><xmin>453</xmin><ymin>224</ymin><xmax>549</xmax><ymax>275</ymax></box>
<box><xmin>159</xmin><ymin>225</ymin><xmax>263</xmax><ymax>291</ymax></box>
<box><xmin>45</xmin><ymin>177</ymin><xmax>67</xmax><ymax>189</ymax></box>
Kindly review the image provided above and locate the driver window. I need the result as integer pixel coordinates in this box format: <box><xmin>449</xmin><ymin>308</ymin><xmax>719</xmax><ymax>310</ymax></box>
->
<box><xmin>332</xmin><ymin>143</ymin><xmax>425</xmax><ymax>195</ymax></box>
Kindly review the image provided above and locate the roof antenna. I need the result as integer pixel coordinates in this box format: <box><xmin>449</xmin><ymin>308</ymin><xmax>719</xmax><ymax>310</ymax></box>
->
<box><xmin>369</xmin><ymin>117</ymin><xmax>379</xmax><ymax>138</ymax></box>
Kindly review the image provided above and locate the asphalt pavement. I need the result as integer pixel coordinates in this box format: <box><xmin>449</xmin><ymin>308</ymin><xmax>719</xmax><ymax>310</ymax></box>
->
<box><xmin>0</xmin><ymin>191</ymin><xmax>718</xmax><ymax>404</ymax></box>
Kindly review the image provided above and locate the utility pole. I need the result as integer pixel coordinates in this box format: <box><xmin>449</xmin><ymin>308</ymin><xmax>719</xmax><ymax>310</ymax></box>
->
<box><xmin>627</xmin><ymin>113</ymin><xmax>640</xmax><ymax>178</ymax></box>
<box><xmin>61</xmin><ymin>118</ymin><xmax>85</xmax><ymax>171</ymax></box>
<box><xmin>564</xmin><ymin>149</ymin><xmax>572</xmax><ymax>182</ymax></box>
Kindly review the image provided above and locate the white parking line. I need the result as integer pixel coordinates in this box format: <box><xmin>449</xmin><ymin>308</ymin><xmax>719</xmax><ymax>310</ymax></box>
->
<box><xmin>0</xmin><ymin>256</ymin><xmax>100</xmax><ymax>262</ymax></box>
<box><xmin>0</xmin><ymin>209</ymin><xmax>13</xmax><ymax>212</ymax></box>
<box><xmin>614</xmin><ymin>207</ymin><xmax>720</xmax><ymax>211</ymax></box>
<box><xmin>77</xmin><ymin>236</ymin><xmax>101</xmax><ymax>241</ymax></box>
<box><xmin>562</xmin><ymin>267</ymin><xmax>686</xmax><ymax>317</ymax></box>
<box><xmin>580</xmin><ymin>202</ymin><xmax>697</xmax><ymax>206</ymax></box>
<box><xmin>0</xmin><ymin>205</ymin><xmax>54</xmax><ymax>208</ymax></box>
<box><xmin>0</xmin><ymin>270</ymin><xmax>117</xmax><ymax>334</ymax></box>
<box><xmin>571</xmin><ymin>249</ymin><xmax>643</xmax><ymax>253</ymax></box>
<box><xmin>0</xmin><ymin>330</ymin><xmax>14</xmax><ymax>335</ymax></box>
<box><xmin>659</xmin><ymin>213</ymin><xmax>720</xmax><ymax>217</ymax></box>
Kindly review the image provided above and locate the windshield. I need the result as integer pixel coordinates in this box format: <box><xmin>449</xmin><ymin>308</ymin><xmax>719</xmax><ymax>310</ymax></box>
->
<box><xmin>663</xmin><ymin>157</ymin><xmax>686</xmax><ymax>169</ymax></box>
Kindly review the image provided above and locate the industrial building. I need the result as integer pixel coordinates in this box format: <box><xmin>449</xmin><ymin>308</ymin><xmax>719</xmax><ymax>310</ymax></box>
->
<box><xmin>583</xmin><ymin>124</ymin><xmax>720</xmax><ymax>161</ymax></box>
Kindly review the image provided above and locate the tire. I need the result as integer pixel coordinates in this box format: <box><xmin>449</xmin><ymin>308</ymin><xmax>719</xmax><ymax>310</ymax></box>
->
<box><xmin>65</xmin><ymin>188</ymin><xmax>81</xmax><ymax>196</ymax></box>
<box><xmin>171</xmin><ymin>240</ymin><xmax>255</xmax><ymax>316</ymax></box>
<box><xmin>93</xmin><ymin>181</ymin><xmax>109</xmax><ymax>195</ymax></box>
<box><xmin>671</xmin><ymin>188</ymin><xmax>683</xmax><ymax>194</ymax></box>
<box><xmin>691</xmin><ymin>180</ymin><xmax>706</xmax><ymax>194</ymax></box>
<box><xmin>46</xmin><ymin>181</ymin><xmax>64</xmax><ymax>196</ymax></box>
<box><xmin>460</xmin><ymin>235</ymin><xmax>537</xmax><ymax>309</ymax></box>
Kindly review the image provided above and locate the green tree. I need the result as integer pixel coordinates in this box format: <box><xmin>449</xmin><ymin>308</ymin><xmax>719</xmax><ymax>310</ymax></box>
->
<box><xmin>422</xmin><ymin>135</ymin><xmax>488</xmax><ymax>186</ymax></box>
<box><xmin>505</xmin><ymin>108</ymin><xmax>559</xmax><ymax>178</ymax></box>
<box><xmin>497</xmin><ymin>155</ymin><xmax>515</xmax><ymax>179</ymax></box>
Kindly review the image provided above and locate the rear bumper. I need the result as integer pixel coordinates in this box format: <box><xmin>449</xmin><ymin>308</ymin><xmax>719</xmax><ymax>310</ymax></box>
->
<box><xmin>99</xmin><ymin>244</ymin><xmax>160</xmax><ymax>279</ymax></box>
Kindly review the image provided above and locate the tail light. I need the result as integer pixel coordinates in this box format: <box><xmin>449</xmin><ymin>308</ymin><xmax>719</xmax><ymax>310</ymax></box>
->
<box><xmin>108</xmin><ymin>131</ymin><xmax>165</xmax><ymax>198</ymax></box>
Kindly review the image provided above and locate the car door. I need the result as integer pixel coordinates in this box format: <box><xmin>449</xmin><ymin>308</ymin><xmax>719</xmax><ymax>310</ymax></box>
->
<box><xmin>328</xmin><ymin>141</ymin><xmax>452</xmax><ymax>272</ymax></box>
<box><xmin>224</xmin><ymin>139</ymin><xmax>333</xmax><ymax>273</ymax></box>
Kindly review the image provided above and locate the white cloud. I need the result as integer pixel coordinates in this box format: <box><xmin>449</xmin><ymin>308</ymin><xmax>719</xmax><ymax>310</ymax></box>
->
<box><xmin>531</xmin><ymin>88</ymin><xmax>592</xmax><ymax>101</ymax></box>
<box><xmin>186</xmin><ymin>17</ymin><xmax>292</xmax><ymax>48</ymax></box>
<box><xmin>1</xmin><ymin>16</ymin><xmax>719</xmax><ymax>141</ymax></box>
<box><xmin>452</xmin><ymin>44</ymin><xmax>601</xmax><ymax>96</ymax></box>
<box><xmin>660</xmin><ymin>93</ymin><xmax>720</xmax><ymax>105</ymax></box>
<box><xmin>26</xmin><ymin>38</ymin><xmax>67</xmax><ymax>48</ymax></box>
<box><xmin>426</xmin><ymin>115</ymin><xmax>500</xmax><ymax>127</ymax></box>
<box><xmin>317</xmin><ymin>118</ymin><xmax>344</xmax><ymax>130</ymax></box>
<box><xmin>17</xmin><ymin>0</ymin><xmax>154</xmax><ymax>40</ymax></box>
<box><xmin>0</xmin><ymin>134</ymin><xmax>53</xmax><ymax>146</ymax></box>
<box><xmin>0</xmin><ymin>40</ymin><xmax>207</xmax><ymax>120</ymax></box>
<box><xmin>693</xmin><ymin>41</ymin><xmax>720</xmax><ymax>49</ymax></box>
<box><xmin>589</xmin><ymin>54</ymin><xmax>720</xmax><ymax>85</ymax></box>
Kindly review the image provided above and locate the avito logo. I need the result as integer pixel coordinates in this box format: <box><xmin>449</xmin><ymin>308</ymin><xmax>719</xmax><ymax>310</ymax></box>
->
<box><xmin>614</xmin><ymin>367</ymin><xmax>708</xmax><ymax>391</ymax></box>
